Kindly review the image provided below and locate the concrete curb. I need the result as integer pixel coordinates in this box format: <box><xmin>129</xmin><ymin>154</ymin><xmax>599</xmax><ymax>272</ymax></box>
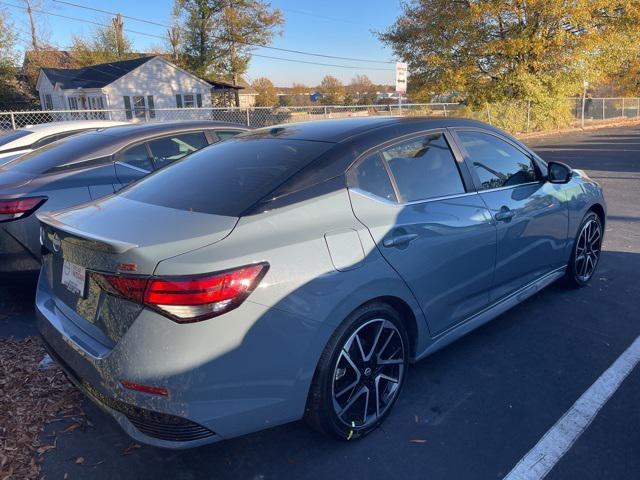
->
<box><xmin>516</xmin><ymin>118</ymin><xmax>640</xmax><ymax>140</ymax></box>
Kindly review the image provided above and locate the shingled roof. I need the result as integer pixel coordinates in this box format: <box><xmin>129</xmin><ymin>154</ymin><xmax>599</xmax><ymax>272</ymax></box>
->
<box><xmin>40</xmin><ymin>56</ymin><xmax>156</xmax><ymax>89</ymax></box>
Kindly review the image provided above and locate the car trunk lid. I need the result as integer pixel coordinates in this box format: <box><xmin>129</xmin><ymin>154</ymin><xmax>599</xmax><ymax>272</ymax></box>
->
<box><xmin>37</xmin><ymin>195</ymin><xmax>239</xmax><ymax>344</ymax></box>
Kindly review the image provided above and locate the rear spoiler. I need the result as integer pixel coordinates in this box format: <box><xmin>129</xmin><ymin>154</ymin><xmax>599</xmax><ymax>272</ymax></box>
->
<box><xmin>37</xmin><ymin>212</ymin><xmax>138</xmax><ymax>254</ymax></box>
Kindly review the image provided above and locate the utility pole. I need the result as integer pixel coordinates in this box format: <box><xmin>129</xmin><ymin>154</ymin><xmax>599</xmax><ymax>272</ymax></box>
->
<box><xmin>226</xmin><ymin>0</ymin><xmax>240</xmax><ymax>107</ymax></box>
<box><xmin>112</xmin><ymin>14</ymin><xmax>125</xmax><ymax>58</ymax></box>
<box><xmin>25</xmin><ymin>0</ymin><xmax>38</xmax><ymax>51</ymax></box>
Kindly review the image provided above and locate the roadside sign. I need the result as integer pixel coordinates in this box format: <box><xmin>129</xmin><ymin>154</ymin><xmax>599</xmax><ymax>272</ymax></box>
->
<box><xmin>395</xmin><ymin>62</ymin><xmax>408</xmax><ymax>94</ymax></box>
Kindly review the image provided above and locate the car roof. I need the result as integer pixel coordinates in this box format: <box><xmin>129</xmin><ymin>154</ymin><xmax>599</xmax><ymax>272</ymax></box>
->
<box><xmin>98</xmin><ymin>120</ymin><xmax>247</xmax><ymax>141</ymax></box>
<box><xmin>20</xmin><ymin>120</ymin><xmax>129</xmax><ymax>134</ymax></box>
<box><xmin>243</xmin><ymin>116</ymin><xmax>498</xmax><ymax>143</ymax></box>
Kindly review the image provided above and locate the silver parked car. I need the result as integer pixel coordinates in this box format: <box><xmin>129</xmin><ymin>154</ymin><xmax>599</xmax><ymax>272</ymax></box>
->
<box><xmin>0</xmin><ymin>121</ymin><xmax>247</xmax><ymax>275</ymax></box>
<box><xmin>0</xmin><ymin>120</ymin><xmax>129</xmax><ymax>164</ymax></box>
<box><xmin>37</xmin><ymin>117</ymin><xmax>606</xmax><ymax>448</ymax></box>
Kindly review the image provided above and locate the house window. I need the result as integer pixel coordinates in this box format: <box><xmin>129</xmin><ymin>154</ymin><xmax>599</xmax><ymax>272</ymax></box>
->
<box><xmin>123</xmin><ymin>95</ymin><xmax>154</xmax><ymax>120</ymax></box>
<box><xmin>68</xmin><ymin>97</ymin><xmax>79</xmax><ymax>110</ymax></box>
<box><xmin>43</xmin><ymin>94</ymin><xmax>53</xmax><ymax>110</ymax></box>
<box><xmin>176</xmin><ymin>93</ymin><xmax>202</xmax><ymax>108</ymax></box>
<box><xmin>133</xmin><ymin>96</ymin><xmax>146</xmax><ymax>118</ymax></box>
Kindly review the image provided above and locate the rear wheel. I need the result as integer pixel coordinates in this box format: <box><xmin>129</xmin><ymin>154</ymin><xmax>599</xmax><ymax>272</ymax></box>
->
<box><xmin>305</xmin><ymin>302</ymin><xmax>408</xmax><ymax>440</ymax></box>
<box><xmin>564</xmin><ymin>211</ymin><xmax>603</xmax><ymax>287</ymax></box>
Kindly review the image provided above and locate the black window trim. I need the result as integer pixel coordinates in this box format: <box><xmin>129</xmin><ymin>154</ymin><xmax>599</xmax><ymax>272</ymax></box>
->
<box><xmin>346</xmin><ymin>128</ymin><xmax>475</xmax><ymax>206</ymax></box>
<box><xmin>448</xmin><ymin>127</ymin><xmax>545</xmax><ymax>193</ymax></box>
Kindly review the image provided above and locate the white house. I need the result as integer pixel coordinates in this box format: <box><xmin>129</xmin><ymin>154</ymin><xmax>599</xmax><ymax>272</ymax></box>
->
<box><xmin>36</xmin><ymin>56</ymin><xmax>252</xmax><ymax>120</ymax></box>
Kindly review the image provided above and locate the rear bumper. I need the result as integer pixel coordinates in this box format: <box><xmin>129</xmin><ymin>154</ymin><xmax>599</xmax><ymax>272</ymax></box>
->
<box><xmin>0</xmin><ymin>225</ymin><xmax>41</xmax><ymax>274</ymax></box>
<box><xmin>35</xmin><ymin>268</ymin><xmax>331</xmax><ymax>448</ymax></box>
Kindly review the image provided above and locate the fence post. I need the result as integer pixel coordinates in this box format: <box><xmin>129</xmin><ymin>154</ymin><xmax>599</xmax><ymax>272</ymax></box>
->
<box><xmin>10</xmin><ymin>112</ymin><xmax>16</xmax><ymax>130</ymax></box>
<box><xmin>526</xmin><ymin>99</ymin><xmax>531</xmax><ymax>132</ymax></box>
<box><xmin>622</xmin><ymin>97</ymin><xmax>626</xmax><ymax>118</ymax></box>
<box><xmin>324</xmin><ymin>106</ymin><xmax>328</xmax><ymax>119</ymax></box>
<box><xmin>443</xmin><ymin>104</ymin><xmax>448</xmax><ymax>117</ymax></box>
<box><xmin>486</xmin><ymin>102</ymin><xmax>492</xmax><ymax>125</ymax></box>
<box><xmin>637</xmin><ymin>98</ymin><xmax>640</xmax><ymax>118</ymax></box>
<box><xmin>581</xmin><ymin>95</ymin><xmax>586</xmax><ymax>129</ymax></box>
<box><xmin>246</xmin><ymin>108</ymin><xmax>250</xmax><ymax>127</ymax></box>
<box><xmin>602</xmin><ymin>98</ymin><xmax>605</xmax><ymax>120</ymax></box>
<box><xmin>145</xmin><ymin>109</ymin><xmax>150</xmax><ymax>122</ymax></box>
<box><xmin>388</xmin><ymin>104</ymin><xmax>392</xmax><ymax>115</ymax></box>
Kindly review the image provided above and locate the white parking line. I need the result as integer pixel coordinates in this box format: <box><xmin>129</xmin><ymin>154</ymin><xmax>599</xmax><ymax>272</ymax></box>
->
<box><xmin>504</xmin><ymin>335</ymin><xmax>640</xmax><ymax>480</ymax></box>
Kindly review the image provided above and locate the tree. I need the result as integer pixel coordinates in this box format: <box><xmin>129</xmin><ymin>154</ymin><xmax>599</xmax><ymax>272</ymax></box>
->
<box><xmin>173</xmin><ymin>0</ymin><xmax>283</xmax><ymax>106</ymax></box>
<box><xmin>290</xmin><ymin>82</ymin><xmax>311</xmax><ymax>105</ymax></box>
<box><xmin>252</xmin><ymin>76</ymin><xmax>277</xmax><ymax>106</ymax></box>
<box><xmin>349</xmin><ymin>74</ymin><xmax>376</xmax><ymax>104</ymax></box>
<box><xmin>318</xmin><ymin>75</ymin><xmax>345</xmax><ymax>105</ymax></box>
<box><xmin>378</xmin><ymin>1</ymin><xmax>640</xmax><ymax>104</ymax></box>
<box><xmin>0</xmin><ymin>10</ymin><xmax>20</xmax><ymax>107</ymax></box>
<box><xmin>70</xmin><ymin>20</ymin><xmax>135</xmax><ymax>67</ymax></box>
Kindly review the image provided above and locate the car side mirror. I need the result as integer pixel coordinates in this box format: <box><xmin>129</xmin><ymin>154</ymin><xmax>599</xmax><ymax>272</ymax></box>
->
<box><xmin>547</xmin><ymin>161</ymin><xmax>572</xmax><ymax>184</ymax></box>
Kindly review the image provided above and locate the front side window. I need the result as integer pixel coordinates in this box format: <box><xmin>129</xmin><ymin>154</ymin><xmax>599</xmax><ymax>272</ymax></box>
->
<box><xmin>148</xmin><ymin>132</ymin><xmax>209</xmax><ymax>169</ymax></box>
<box><xmin>384</xmin><ymin>133</ymin><xmax>465</xmax><ymax>202</ymax></box>
<box><xmin>457</xmin><ymin>131</ymin><xmax>538</xmax><ymax>190</ymax></box>
<box><xmin>120</xmin><ymin>143</ymin><xmax>153</xmax><ymax>171</ymax></box>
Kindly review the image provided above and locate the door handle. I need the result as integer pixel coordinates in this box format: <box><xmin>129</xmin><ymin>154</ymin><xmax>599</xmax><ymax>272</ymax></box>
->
<box><xmin>494</xmin><ymin>207</ymin><xmax>515</xmax><ymax>222</ymax></box>
<box><xmin>383</xmin><ymin>233</ymin><xmax>418</xmax><ymax>248</ymax></box>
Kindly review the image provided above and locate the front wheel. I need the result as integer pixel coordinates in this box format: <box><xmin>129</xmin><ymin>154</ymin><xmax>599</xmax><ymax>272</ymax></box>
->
<box><xmin>304</xmin><ymin>302</ymin><xmax>409</xmax><ymax>440</ymax></box>
<box><xmin>564</xmin><ymin>211</ymin><xmax>603</xmax><ymax>287</ymax></box>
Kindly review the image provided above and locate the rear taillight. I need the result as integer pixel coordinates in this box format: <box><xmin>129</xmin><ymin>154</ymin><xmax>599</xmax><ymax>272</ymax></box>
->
<box><xmin>0</xmin><ymin>197</ymin><xmax>47</xmax><ymax>222</ymax></box>
<box><xmin>93</xmin><ymin>263</ymin><xmax>268</xmax><ymax>323</ymax></box>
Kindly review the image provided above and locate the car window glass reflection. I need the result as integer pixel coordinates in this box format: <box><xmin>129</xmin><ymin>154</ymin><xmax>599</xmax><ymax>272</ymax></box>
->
<box><xmin>121</xmin><ymin>143</ymin><xmax>153</xmax><ymax>171</ymax></box>
<box><xmin>458</xmin><ymin>131</ymin><xmax>538</xmax><ymax>190</ymax></box>
<box><xmin>383</xmin><ymin>133</ymin><xmax>465</xmax><ymax>202</ymax></box>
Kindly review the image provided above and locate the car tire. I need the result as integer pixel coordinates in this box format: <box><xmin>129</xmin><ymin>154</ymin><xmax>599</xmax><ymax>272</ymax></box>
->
<box><xmin>304</xmin><ymin>302</ymin><xmax>409</xmax><ymax>441</ymax></box>
<box><xmin>563</xmin><ymin>211</ymin><xmax>603</xmax><ymax>288</ymax></box>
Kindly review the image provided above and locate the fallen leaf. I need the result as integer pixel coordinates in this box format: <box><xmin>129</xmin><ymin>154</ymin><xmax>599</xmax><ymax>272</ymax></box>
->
<box><xmin>75</xmin><ymin>457</ymin><xmax>84</xmax><ymax>465</ymax></box>
<box><xmin>410</xmin><ymin>439</ymin><xmax>427</xmax><ymax>443</ymax></box>
<box><xmin>123</xmin><ymin>443</ymin><xmax>141</xmax><ymax>456</ymax></box>
<box><xmin>63</xmin><ymin>423</ymin><xmax>81</xmax><ymax>433</ymax></box>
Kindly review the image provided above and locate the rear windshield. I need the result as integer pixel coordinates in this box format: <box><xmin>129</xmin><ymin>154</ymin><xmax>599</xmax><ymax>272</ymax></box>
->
<box><xmin>2</xmin><ymin>132</ymin><xmax>116</xmax><ymax>174</ymax></box>
<box><xmin>122</xmin><ymin>137</ymin><xmax>333</xmax><ymax>216</ymax></box>
<box><xmin>0</xmin><ymin>130</ymin><xmax>32</xmax><ymax>148</ymax></box>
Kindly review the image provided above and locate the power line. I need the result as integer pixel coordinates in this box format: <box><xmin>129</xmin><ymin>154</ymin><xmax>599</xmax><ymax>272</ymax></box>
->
<box><xmin>3</xmin><ymin>0</ymin><xmax>395</xmax><ymax>71</ymax></box>
<box><xmin>1</xmin><ymin>1</ymin><xmax>166</xmax><ymax>40</ymax></box>
<box><xmin>252</xmin><ymin>53</ymin><xmax>394</xmax><ymax>71</ymax></box>
<box><xmin>51</xmin><ymin>0</ymin><xmax>395</xmax><ymax>64</ymax></box>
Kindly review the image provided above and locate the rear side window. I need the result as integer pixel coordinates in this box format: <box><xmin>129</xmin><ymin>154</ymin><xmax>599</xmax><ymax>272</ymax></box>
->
<box><xmin>347</xmin><ymin>153</ymin><xmax>397</xmax><ymax>202</ymax></box>
<box><xmin>122</xmin><ymin>138</ymin><xmax>333</xmax><ymax>216</ymax></box>
<box><xmin>148</xmin><ymin>132</ymin><xmax>209</xmax><ymax>169</ymax></box>
<box><xmin>120</xmin><ymin>143</ymin><xmax>153</xmax><ymax>171</ymax></box>
<box><xmin>214</xmin><ymin>130</ymin><xmax>243</xmax><ymax>141</ymax></box>
<box><xmin>457</xmin><ymin>131</ymin><xmax>538</xmax><ymax>190</ymax></box>
<box><xmin>384</xmin><ymin>133</ymin><xmax>465</xmax><ymax>202</ymax></box>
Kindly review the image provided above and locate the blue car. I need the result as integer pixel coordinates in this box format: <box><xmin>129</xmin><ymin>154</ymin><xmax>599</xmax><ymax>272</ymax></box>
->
<box><xmin>36</xmin><ymin>117</ymin><xmax>605</xmax><ymax>447</ymax></box>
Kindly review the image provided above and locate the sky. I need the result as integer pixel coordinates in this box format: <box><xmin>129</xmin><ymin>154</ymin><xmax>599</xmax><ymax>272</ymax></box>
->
<box><xmin>4</xmin><ymin>0</ymin><xmax>403</xmax><ymax>87</ymax></box>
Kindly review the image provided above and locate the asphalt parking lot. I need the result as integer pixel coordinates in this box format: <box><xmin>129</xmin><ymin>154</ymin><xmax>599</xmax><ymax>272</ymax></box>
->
<box><xmin>2</xmin><ymin>124</ymin><xmax>639</xmax><ymax>479</ymax></box>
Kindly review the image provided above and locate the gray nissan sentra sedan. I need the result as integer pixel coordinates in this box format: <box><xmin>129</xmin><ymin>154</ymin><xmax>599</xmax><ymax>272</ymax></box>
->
<box><xmin>36</xmin><ymin>117</ymin><xmax>606</xmax><ymax>448</ymax></box>
<box><xmin>0</xmin><ymin>121</ymin><xmax>246</xmax><ymax>276</ymax></box>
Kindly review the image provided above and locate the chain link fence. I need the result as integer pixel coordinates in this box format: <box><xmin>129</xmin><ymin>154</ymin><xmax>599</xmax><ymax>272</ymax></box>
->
<box><xmin>1</xmin><ymin>99</ymin><xmax>638</xmax><ymax>134</ymax></box>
